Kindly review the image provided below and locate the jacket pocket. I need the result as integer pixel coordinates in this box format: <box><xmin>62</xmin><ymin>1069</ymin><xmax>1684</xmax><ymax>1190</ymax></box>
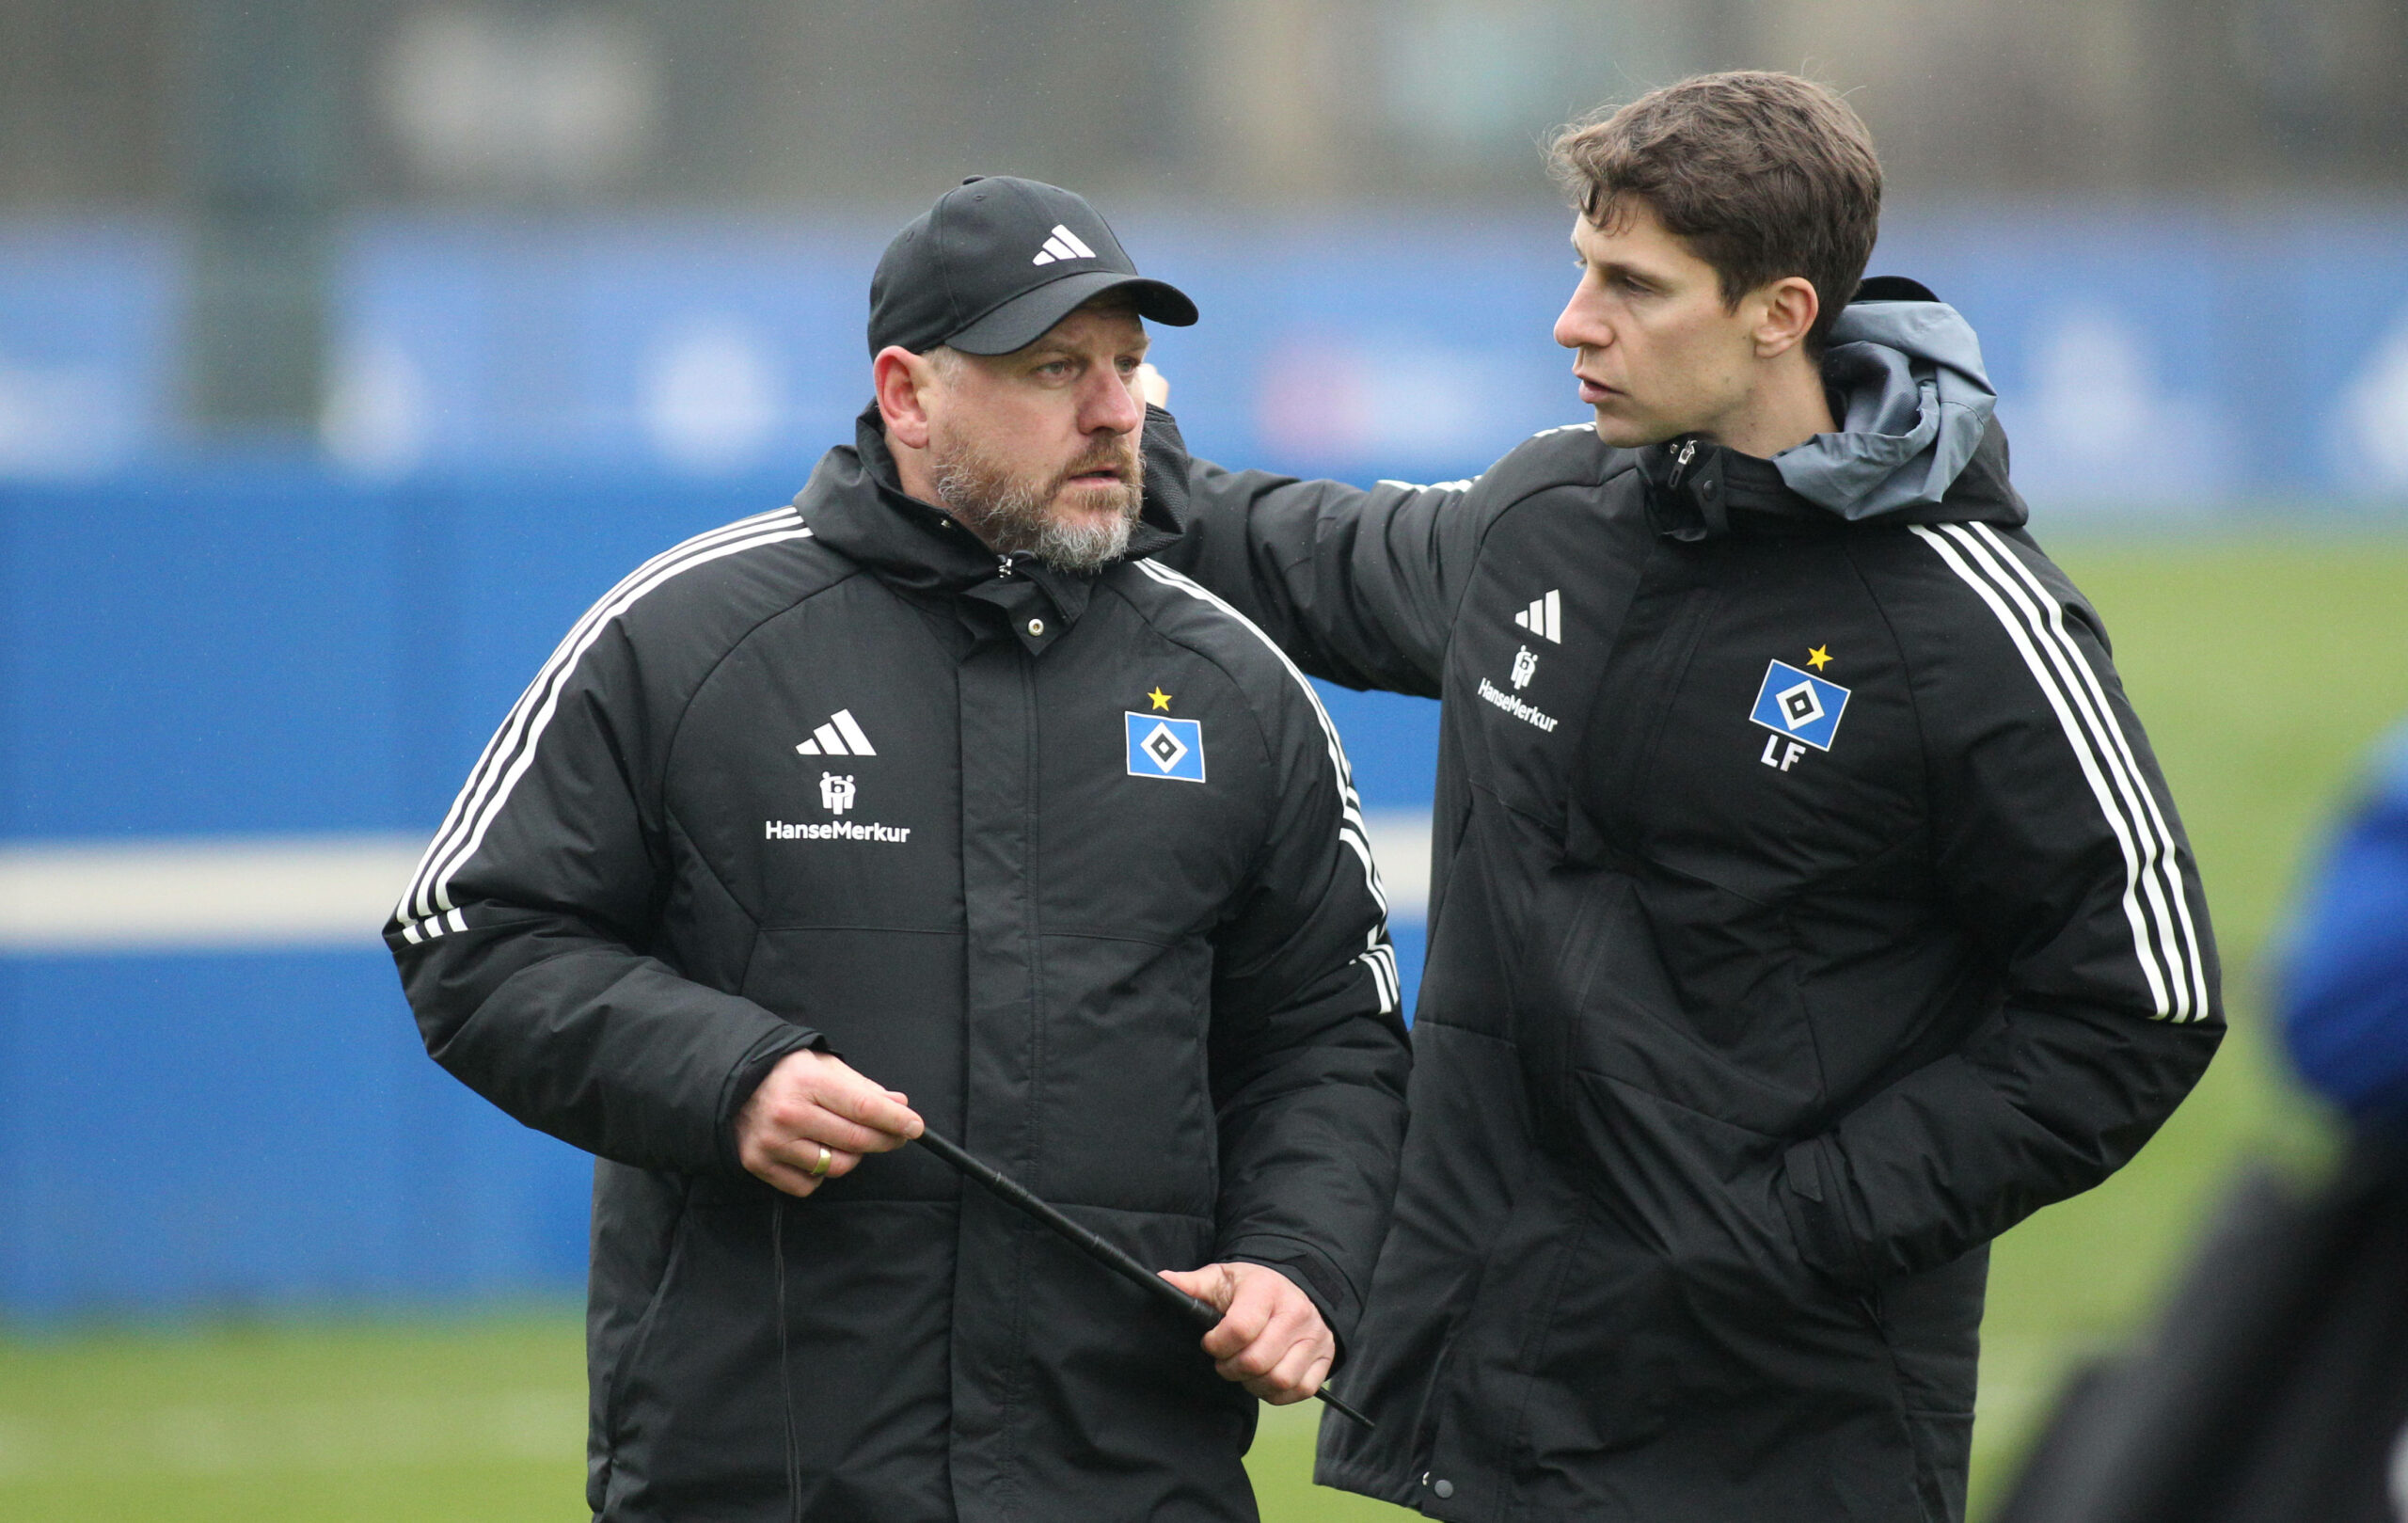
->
<box><xmin>1512</xmin><ymin>1181</ymin><xmax>1684</xmax><ymax>1453</ymax></box>
<box><xmin>599</xmin><ymin>1185</ymin><xmax>693</xmax><ymax>1466</ymax></box>
<box><xmin>1429</xmin><ymin>1156</ymin><xmax>1685</xmax><ymax>1511</ymax></box>
<box><xmin>1567</xmin><ymin>1070</ymin><xmax>1861</xmax><ymax>1327</ymax></box>
<box><xmin>1516</xmin><ymin>862</ymin><xmax>1823</xmax><ymax>1137</ymax></box>
<box><xmin>1478</xmin><ymin>1126</ymin><xmax>1919</xmax><ymax>1518</ymax></box>
<box><xmin>610</xmin><ymin>1192</ymin><xmax>961</xmax><ymax>1520</ymax></box>
<box><xmin>602</xmin><ymin>1188</ymin><xmax>794</xmax><ymax>1519</ymax></box>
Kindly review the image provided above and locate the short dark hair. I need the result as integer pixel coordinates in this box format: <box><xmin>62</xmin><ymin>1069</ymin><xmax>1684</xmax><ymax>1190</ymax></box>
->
<box><xmin>1548</xmin><ymin>71</ymin><xmax>1881</xmax><ymax>354</ymax></box>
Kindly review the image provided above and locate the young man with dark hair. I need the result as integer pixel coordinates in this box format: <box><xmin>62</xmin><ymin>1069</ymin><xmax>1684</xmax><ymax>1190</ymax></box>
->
<box><xmin>1159</xmin><ymin>71</ymin><xmax>2222</xmax><ymax>1522</ymax></box>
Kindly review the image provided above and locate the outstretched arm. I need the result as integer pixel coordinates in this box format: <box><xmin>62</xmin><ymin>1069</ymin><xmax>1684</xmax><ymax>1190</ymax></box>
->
<box><xmin>1142</xmin><ymin>405</ymin><xmax>1487</xmax><ymax>695</ymax></box>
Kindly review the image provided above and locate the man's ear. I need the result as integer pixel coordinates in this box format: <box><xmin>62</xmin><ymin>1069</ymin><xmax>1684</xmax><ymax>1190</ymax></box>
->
<box><xmin>1751</xmin><ymin>277</ymin><xmax>1821</xmax><ymax>360</ymax></box>
<box><xmin>875</xmin><ymin>346</ymin><xmax>939</xmax><ymax>450</ymax></box>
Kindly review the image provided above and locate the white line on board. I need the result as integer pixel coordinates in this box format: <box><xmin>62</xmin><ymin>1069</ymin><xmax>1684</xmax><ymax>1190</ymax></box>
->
<box><xmin>0</xmin><ymin>813</ymin><xmax>1438</xmax><ymax>956</ymax></box>
<box><xmin>1359</xmin><ymin>809</ymin><xmax>1431</xmax><ymax>918</ymax></box>
<box><xmin>0</xmin><ymin>834</ymin><xmax>427</xmax><ymax>954</ymax></box>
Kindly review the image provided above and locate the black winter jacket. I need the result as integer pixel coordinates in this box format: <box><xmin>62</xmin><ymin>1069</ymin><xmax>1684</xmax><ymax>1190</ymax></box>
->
<box><xmin>386</xmin><ymin>408</ymin><xmax>1410</xmax><ymax>1523</ymax></box>
<box><xmin>1164</xmin><ymin>310</ymin><xmax>2222</xmax><ymax>1522</ymax></box>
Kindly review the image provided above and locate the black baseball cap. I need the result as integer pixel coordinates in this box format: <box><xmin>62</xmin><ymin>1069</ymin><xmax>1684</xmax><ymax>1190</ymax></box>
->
<box><xmin>867</xmin><ymin>176</ymin><xmax>1198</xmax><ymax>357</ymax></box>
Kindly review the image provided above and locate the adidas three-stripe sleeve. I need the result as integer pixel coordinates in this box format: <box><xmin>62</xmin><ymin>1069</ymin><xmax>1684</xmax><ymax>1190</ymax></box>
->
<box><xmin>1779</xmin><ymin>526</ymin><xmax>2223</xmax><ymax>1286</ymax></box>
<box><xmin>386</xmin><ymin>513</ymin><xmax>826</xmax><ymax>1179</ymax></box>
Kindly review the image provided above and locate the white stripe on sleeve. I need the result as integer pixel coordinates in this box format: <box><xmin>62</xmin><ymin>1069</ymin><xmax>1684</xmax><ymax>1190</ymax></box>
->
<box><xmin>1965</xmin><ymin>524</ymin><xmax>2211</xmax><ymax>1019</ymax></box>
<box><xmin>1910</xmin><ymin>525</ymin><xmax>2202</xmax><ymax>1021</ymax></box>
<box><xmin>397</xmin><ymin>509</ymin><xmax>813</xmax><ymax>928</ymax></box>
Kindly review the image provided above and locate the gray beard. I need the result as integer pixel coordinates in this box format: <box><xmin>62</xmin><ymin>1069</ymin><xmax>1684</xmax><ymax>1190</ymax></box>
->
<box><xmin>929</xmin><ymin>437</ymin><xmax>1142</xmax><ymax>574</ymax></box>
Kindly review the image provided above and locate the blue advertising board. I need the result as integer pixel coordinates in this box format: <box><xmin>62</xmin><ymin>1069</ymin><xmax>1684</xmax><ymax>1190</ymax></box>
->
<box><xmin>0</xmin><ymin>200</ymin><xmax>2397</xmax><ymax>1313</ymax></box>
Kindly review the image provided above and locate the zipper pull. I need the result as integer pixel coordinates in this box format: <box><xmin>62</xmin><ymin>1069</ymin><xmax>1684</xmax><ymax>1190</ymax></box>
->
<box><xmin>996</xmin><ymin>555</ymin><xmax>1015</xmax><ymax>579</ymax></box>
<box><xmin>1668</xmin><ymin>438</ymin><xmax>1698</xmax><ymax>489</ymax></box>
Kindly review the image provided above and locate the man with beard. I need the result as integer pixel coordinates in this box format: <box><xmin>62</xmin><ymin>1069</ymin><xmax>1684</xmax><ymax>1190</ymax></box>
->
<box><xmin>387</xmin><ymin>176</ymin><xmax>1410</xmax><ymax>1523</ymax></box>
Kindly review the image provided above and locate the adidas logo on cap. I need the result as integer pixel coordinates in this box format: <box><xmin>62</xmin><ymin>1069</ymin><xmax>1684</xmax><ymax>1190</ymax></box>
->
<box><xmin>1032</xmin><ymin>224</ymin><xmax>1098</xmax><ymax>266</ymax></box>
<box><xmin>795</xmin><ymin>708</ymin><xmax>877</xmax><ymax>756</ymax></box>
<box><xmin>1513</xmin><ymin>590</ymin><xmax>1561</xmax><ymax>644</ymax></box>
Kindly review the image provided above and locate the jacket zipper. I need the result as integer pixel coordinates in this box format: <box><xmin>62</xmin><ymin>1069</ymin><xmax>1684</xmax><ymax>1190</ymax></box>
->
<box><xmin>1667</xmin><ymin>438</ymin><xmax>1699</xmax><ymax>490</ymax></box>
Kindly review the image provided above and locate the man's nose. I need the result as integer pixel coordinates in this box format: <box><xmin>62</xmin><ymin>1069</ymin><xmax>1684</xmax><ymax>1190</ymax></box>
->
<box><xmin>1554</xmin><ymin>285</ymin><xmax>1606</xmax><ymax>352</ymax></box>
<box><xmin>1083</xmin><ymin>367</ymin><xmax>1145</xmax><ymax>435</ymax></box>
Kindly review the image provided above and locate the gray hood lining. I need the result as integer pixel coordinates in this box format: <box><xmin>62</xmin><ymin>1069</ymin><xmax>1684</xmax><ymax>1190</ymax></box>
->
<box><xmin>1774</xmin><ymin>300</ymin><xmax>1999</xmax><ymax>521</ymax></box>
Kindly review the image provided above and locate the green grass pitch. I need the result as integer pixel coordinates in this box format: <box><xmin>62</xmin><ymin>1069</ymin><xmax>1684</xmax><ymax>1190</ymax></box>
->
<box><xmin>5</xmin><ymin>533</ymin><xmax>2404</xmax><ymax>1521</ymax></box>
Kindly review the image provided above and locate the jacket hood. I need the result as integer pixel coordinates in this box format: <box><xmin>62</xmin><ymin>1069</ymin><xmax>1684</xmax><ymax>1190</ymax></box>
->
<box><xmin>1637</xmin><ymin>278</ymin><xmax>2026</xmax><ymax>541</ymax></box>
<box><xmin>1774</xmin><ymin>277</ymin><xmax>1999</xmax><ymax>521</ymax></box>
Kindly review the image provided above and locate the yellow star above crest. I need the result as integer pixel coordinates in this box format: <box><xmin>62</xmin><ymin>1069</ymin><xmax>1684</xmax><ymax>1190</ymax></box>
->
<box><xmin>1805</xmin><ymin>646</ymin><xmax>1833</xmax><ymax>671</ymax></box>
<box><xmin>1147</xmin><ymin>687</ymin><xmax>1173</xmax><ymax>711</ymax></box>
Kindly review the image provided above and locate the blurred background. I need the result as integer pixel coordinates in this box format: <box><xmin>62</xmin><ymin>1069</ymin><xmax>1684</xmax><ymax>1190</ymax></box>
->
<box><xmin>1</xmin><ymin>1</ymin><xmax>2405</xmax><ymax>1517</ymax></box>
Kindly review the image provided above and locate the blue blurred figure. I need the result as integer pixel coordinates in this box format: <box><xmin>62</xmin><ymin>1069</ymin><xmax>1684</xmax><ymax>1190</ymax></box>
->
<box><xmin>2282</xmin><ymin>720</ymin><xmax>2408</xmax><ymax>1131</ymax></box>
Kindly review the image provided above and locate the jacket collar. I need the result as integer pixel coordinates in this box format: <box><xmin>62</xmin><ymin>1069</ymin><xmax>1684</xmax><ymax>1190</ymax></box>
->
<box><xmin>790</xmin><ymin>405</ymin><xmax>1190</xmax><ymax>646</ymax></box>
<box><xmin>1639</xmin><ymin>418</ymin><xmax>2028</xmax><ymax>544</ymax></box>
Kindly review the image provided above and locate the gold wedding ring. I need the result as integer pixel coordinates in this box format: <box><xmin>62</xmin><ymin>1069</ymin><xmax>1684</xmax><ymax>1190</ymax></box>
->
<box><xmin>810</xmin><ymin>1144</ymin><xmax>832</xmax><ymax>1179</ymax></box>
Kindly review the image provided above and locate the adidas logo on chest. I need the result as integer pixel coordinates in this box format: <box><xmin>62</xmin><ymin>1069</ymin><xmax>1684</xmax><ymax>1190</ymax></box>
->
<box><xmin>1513</xmin><ymin>590</ymin><xmax>1561</xmax><ymax>643</ymax></box>
<box><xmin>794</xmin><ymin>708</ymin><xmax>876</xmax><ymax>756</ymax></box>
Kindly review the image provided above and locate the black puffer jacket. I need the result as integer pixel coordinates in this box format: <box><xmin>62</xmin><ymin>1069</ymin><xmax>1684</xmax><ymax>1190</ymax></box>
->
<box><xmin>386</xmin><ymin>407</ymin><xmax>1410</xmax><ymax>1523</ymax></box>
<box><xmin>1164</xmin><ymin>292</ymin><xmax>2222</xmax><ymax>1522</ymax></box>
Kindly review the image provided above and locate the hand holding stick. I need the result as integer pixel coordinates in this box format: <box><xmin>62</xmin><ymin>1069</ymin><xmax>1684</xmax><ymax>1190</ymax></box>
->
<box><xmin>913</xmin><ymin>1126</ymin><xmax>1375</xmax><ymax>1430</ymax></box>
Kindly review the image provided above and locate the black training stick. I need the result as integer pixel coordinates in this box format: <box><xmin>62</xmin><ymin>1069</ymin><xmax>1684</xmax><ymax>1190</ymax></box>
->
<box><xmin>912</xmin><ymin>1125</ymin><xmax>1375</xmax><ymax>1431</ymax></box>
